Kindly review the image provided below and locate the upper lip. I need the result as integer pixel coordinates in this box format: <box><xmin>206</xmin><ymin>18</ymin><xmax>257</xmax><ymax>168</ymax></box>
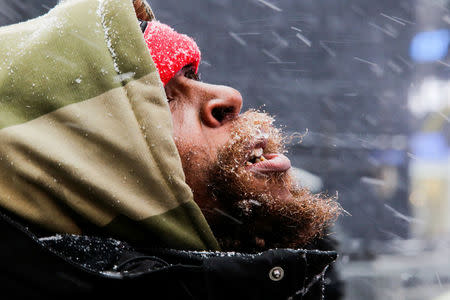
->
<box><xmin>252</xmin><ymin>139</ymin><xmax>267</xmax><ymax>151</ymax></box>
<box><xmin>245</xmin><ymin>138</ymin><xmax>268</xmax><ymax>162</ymax></box>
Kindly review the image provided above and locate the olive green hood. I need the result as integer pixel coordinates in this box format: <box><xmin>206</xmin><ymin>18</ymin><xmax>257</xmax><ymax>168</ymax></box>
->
<box><xmin>0</xmin><ymin>0</ymin><xmax>219</xmax><ymax>250</ymax></box>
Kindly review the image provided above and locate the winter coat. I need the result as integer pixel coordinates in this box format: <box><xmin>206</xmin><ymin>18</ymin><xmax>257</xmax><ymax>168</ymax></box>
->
<box><xmin>1</xmin><ymin>210</ymin><xmax>337</xmax><ymax>299</ymax></box>
<box><xmin>0</xmin><ymin>0</ymin><xmax>338</xmax><ymax>298</ymax></box>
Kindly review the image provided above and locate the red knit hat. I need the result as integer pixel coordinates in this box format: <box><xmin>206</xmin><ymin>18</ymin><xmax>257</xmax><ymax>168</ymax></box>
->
<box><xmin>143</xmin><ymin>21</ymin><xmax>201</xmax><ymax>86</ymax></box>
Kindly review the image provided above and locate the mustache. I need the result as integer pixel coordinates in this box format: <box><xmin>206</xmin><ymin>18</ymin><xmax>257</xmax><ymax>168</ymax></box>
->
<box><xmin>213</xmin><ymin>109</ymin><xmax>291</xmax><ymax>195</ymax></box>
<box><xmin>223</xmin><ymin>110</ymin><xmax>286</xmax><ymax>163</ymax></box>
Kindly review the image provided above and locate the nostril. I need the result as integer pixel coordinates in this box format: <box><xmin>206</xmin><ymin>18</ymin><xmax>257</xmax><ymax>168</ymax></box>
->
<box><xmin>202</xmin><ymin>86</ymin><xmax>242</xmax><ymax>128</ymax></box>
<box><xmin>212</xmin><ymin>106</ymin><xmax>235</xmax><ymax>123</ymax></box>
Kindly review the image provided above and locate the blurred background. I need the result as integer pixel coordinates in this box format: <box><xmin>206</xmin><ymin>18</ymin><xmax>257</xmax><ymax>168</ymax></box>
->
<box><xmin>1</xmin><ymin>0</ymin><xmax>449</xmax><ymax>299</ymax></box>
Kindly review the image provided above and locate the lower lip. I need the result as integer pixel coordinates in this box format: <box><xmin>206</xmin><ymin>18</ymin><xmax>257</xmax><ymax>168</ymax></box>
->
<box><xmin>245</xmin><ymin>153</ymin><xmax>291</xmax><ymax>173</ymax></box>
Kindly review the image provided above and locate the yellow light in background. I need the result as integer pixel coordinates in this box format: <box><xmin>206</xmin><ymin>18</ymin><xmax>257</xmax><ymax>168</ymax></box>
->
<box><xmin>409</xmin><ymin>190</ymin><xmax>425</xmax><ymax>207</ymax></box>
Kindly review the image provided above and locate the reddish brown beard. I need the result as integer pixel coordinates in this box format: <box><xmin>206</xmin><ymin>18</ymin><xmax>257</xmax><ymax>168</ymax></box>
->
<box><xmin>204</xmin><ymin>110</ymin><xmax>342</xmax><ymax>252</ymax></box>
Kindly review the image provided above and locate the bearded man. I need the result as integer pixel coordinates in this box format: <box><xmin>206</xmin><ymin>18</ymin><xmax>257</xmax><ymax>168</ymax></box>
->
<box><xmin>0</xmin><ymin>0</ymin><xmax>341</xmax><ymax>299</ymax></box>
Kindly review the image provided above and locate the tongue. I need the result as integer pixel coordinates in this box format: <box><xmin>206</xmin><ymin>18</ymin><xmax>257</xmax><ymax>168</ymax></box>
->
<box><xmin>246</xmin><ymin>153</ymin><xmax>291</xmax><ymax>173</ymax></box>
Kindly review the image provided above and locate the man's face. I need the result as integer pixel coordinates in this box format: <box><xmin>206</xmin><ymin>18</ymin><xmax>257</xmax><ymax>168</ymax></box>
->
<box><xmin>165</xmin><ymin>66</ymin><xmax>340</xmax><ymax>252</ymax></box>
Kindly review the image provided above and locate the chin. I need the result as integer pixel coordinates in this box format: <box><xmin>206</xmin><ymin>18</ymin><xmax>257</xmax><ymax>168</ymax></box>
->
<box><xmin>204</xmin><ymin>169</ymin><xmax>340</xmax><ymax>252</ymax></box>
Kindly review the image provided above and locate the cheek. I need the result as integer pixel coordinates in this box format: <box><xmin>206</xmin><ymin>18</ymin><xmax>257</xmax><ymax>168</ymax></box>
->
<box><xmin>174</xmin><ymin>133</ymin><xmax>212</xmax><ymax>172</ymax></box>
<box><xmin>170</xmin><ymin>105</ymin><xmax>207</xmax><ymax>153</ymax></box>
<box><xmin>170</xmin><ymin>106</ymin><xmax>206</xmax><ymax>160</ymax></box>
<box><xmin>171</xmin><ymin>112</ymin><xmax>202</xmax><ymax>152</ymax></box>
<box><xmin>170</xmin><ymin>104</ymin><xmax>194</xmax><ymax>138</ymax></box>
<box><xmin>169</xmin><ymin>103</ymin><xmax>232</xmax><ymax>169</ymax></box>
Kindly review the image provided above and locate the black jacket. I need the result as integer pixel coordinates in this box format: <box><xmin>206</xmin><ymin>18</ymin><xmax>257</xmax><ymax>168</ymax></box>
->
<box><xmin>0</xmin><ymin>211</ymin><xmax>338</xmax><ymax>300</ymax></box>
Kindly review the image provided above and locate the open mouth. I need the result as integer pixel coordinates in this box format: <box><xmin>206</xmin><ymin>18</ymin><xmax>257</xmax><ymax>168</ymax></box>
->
<box><xmin>246</xmin><ymin>147</ymin><xmax>266</xmax><ymax>164</ymax></box>
<box><xmin>244</xmin><ymin>141</ymin><xmax>291</xmax><ymax>173</ymax></box>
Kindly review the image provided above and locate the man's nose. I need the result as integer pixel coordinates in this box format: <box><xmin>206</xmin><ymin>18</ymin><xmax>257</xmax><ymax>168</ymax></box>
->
<box><xmin>201</xmin><ymin>85</ymin><xmax>243</xmax><ymax>128</ymax></box>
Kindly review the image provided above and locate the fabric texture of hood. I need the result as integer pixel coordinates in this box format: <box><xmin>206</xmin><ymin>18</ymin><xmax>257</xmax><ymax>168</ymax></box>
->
<box><xmin>0</xmin><ymin>0</ymin><xmax>219</xmax><ymax>251</ymax></box>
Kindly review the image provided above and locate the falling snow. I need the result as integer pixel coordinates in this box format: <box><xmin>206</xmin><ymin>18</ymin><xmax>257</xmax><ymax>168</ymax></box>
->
<box><xmin>0</xmin><ymin>0</ymin><xmax>449</xmax><ymax>299</ymax></box>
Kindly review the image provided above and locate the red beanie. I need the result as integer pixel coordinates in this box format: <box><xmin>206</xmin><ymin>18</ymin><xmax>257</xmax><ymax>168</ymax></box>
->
<box><xmin>143</xmin><ymin>21</ymin><xmax>201</xmax><ymax>86</ymax></box>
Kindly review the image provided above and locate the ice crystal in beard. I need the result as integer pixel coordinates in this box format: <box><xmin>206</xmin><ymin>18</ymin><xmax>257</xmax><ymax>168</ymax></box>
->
<box><xmin>219</xmin><ymin>110</ymin><xmax>285</xmax><ymax>177</ymax></box>
<box><xmin>212</xmin><ymin>110</ymin><xmax>288</xmax><ymax>202</ymax></box>
<box><xmin>207</xmin><ymin>110</ymin><xmax>341</xmax><ymax>252</ymax></box>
